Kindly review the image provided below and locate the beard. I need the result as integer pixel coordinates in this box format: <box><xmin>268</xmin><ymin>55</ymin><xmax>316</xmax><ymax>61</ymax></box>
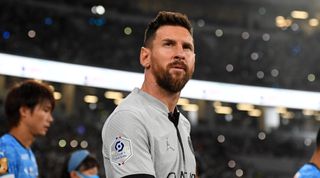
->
<box><xmin>153</xmin><ymin>61</ymin><xmax>193</xmax><ymax>93</ymax></box>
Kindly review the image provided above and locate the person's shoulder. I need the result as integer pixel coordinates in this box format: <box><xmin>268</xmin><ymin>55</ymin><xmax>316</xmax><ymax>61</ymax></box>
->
<box><xmin>0</xmin><ymin>135</ymin><xmax>19</xmax><ymax>163</ymax></box>
<box><xmin>111</xmin><ymin>90</ymin><xmax>148</xmax><ymax>117</ymax></box>
<box><xmin>105</xmin><ymin>96</ymin><xmax>146</xmax><ymax>127</ymax></box>
<box><xmin>295</xmin><ymin>163</ymin><xmax>320</xmax><ymax>178</ymax></box>
<box><xmin>118</xmin><ymin>90</ymin><xmax>146</xmax><ymax>109</ymax></box>
<box><xmin>0</xmin><ymin>134</ymin><xmax>18</xmax><ymax>152</ymax></box>
<box><xmin>102</xmin><ymin>98</ymin><xmax>148</xmax><ymax>136</ymax></box>
<box><xmin>0</xmin><ymin>134</ymin><xmax>13</xmax><ymax>147</ymax></box>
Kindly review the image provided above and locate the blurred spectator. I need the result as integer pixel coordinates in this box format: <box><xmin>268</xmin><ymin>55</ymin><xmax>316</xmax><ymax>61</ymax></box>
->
<box><xmin>60</xmin><ymin>149</ymin><xmax>100</xmax><ymax>178</ymax></box>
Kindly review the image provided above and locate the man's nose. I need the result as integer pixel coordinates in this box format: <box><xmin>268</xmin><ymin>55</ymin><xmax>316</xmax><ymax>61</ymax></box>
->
<box><xmin>49</xmin><ymin>114</ymin><xmax>54</xmax><ymax>122</ymax></box>
<box><xmin>174</xmin><ymin>45</ymin><xmax>186</xmax><ymax>60</ymax></box>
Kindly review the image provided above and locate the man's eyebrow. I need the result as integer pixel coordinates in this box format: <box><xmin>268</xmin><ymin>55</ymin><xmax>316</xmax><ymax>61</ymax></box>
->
<box><xmin>162</xmin><ymin>38</ymin><xmax>175</xmax><ymax>42</ymax></box>
<box><xmin>183</xmin><ymin>41</ymin><xmax>193</xmax><ymax>46</ymax></box>
<box><xmin>182</xmin><ymin>41</ymin><xmax>194</xmax><ymax>49</ymax></box>
<box><xmin>161</xmin><ymin>38</ymin><xmax>194</xmax><ymax>49</ymax></box>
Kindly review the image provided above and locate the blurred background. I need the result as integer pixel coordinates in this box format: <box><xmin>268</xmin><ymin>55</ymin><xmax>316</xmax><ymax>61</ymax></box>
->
<box><xmin>1</xmin><ymin>0</ymin><xmax>320</xmax><ymax>177</ymax></box>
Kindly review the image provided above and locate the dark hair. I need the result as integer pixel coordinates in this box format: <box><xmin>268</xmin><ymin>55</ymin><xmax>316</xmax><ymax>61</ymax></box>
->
<box><xmin>4</xmin><ymin>80</ymin><xmax>55</xmax><ymax>129</ymax></box>
<box><xmin>143</xmin><ymin>11</ymin><xmax>193</xmax><ymax>47</ymax></box>
<box><xmin>60</xmin><ymin>153</ymin><xmax>99</xmax><ymax>178</ymax></box>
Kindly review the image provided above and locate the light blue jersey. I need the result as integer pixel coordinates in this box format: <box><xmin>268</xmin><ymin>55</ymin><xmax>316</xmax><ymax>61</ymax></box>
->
<box><xmin>0</xmin><ymin>134</ymin><xmax>38</xmax><ymax>178</ymax></box>
<box><xmin>294</xmin><ymin>163</ymin><xmax>320</xmax><ymax>178</ymax></box>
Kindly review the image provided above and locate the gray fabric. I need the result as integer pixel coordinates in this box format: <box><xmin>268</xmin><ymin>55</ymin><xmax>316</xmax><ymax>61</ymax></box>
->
<box><xmin>102</xmin><ymin>88</ymin><xmax>196</xmax><ymax>178</ymax></box>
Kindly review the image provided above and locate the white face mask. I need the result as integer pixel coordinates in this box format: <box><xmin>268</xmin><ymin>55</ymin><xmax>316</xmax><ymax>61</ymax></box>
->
<box><xmin>76</xmin><ymin>171</ymin><xmax>99</xmax><ymax>178</ymax></box>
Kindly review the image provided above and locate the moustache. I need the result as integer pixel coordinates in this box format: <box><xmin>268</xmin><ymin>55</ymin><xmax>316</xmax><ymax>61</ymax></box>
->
<box><xmin>168</xmin><ymin>61</ymin><xmax>188</xmax><ymax>71</ymax></box>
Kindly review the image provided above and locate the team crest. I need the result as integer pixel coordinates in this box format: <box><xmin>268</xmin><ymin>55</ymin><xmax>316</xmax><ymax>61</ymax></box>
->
<box><xmin>0</xmin><ymin>157</ymin><xmax>9</xmax><ymax>175</ymax></box>
<box><xmin>110</xmin><ymin>136</ymin><xmax>133</xmax><ymax>165</ymax></box>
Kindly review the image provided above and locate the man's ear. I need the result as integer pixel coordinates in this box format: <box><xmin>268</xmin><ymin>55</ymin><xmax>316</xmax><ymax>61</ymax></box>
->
<box><xmin>140</xmin><ymin>47</ymin><xmax>151</xmax><ymax>69</ymax></box>
<box><xmin>19</xmin><ymin>106</ymin><xmax>30</xmax><ymax>119</ymax></box>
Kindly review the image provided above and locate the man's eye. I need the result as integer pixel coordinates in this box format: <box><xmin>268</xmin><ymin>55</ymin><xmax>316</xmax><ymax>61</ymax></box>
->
<box><xmin>184</xmin><ymin>46</ymin><xmax>193</xmax><ymax>51</ymax></box>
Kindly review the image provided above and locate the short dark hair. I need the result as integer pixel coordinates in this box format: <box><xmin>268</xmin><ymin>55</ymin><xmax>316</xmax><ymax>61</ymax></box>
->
<box><xmin>143</xmin><ymin>11</ymin><xmax>193</xmax><ymax>47</ymax></box>
<box><xmin>4</xmin><ymin>80</ymin><xmax>55</xmax><ymax>129</ymax></box>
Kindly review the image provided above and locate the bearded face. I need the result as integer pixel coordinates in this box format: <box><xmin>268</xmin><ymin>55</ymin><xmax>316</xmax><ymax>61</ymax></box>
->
<box><xmin>153</xmin><ymin>59</ymin><xmax>193</xmax><ymax>93</ymax></box>
<box><xmin>142</xmin><ymin>25</ymin><xmax>195</xmax><ymax>93</ymax></box>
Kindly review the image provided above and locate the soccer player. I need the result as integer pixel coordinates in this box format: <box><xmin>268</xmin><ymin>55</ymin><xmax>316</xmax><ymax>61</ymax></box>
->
<box><xmin>0</xmin><ymin>80</ymin><xmax>55</xmax><ymax>178</ymax></box>
<box><xmin>101</xmin><ymin>11</ymin><xmax>197</xmax><ymax>178</ymax></box>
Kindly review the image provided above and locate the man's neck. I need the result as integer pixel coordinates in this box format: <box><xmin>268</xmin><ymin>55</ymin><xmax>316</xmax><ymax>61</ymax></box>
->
<box><xmin>141</xmin><ymin>81</ymin><xmax>180</xmax><ymax>112</ymax></box>
<box><xmin>9</xmin><ymin>126</ymin><xmax>34</xmax><ymax>148</ymax></box>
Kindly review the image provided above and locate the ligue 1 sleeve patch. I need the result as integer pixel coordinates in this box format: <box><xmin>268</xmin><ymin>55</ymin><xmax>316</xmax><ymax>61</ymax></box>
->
<box><xmin>110</xmin><ymin>136</ymin><xmax>133</xmax><ymax>165</ymax></box>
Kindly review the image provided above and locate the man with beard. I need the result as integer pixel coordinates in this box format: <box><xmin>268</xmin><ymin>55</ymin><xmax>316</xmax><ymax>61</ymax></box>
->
<box><xmin>101</xmin><ymin>11</ymin><xmax>197</xmax><ymax>178</ymax></box>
